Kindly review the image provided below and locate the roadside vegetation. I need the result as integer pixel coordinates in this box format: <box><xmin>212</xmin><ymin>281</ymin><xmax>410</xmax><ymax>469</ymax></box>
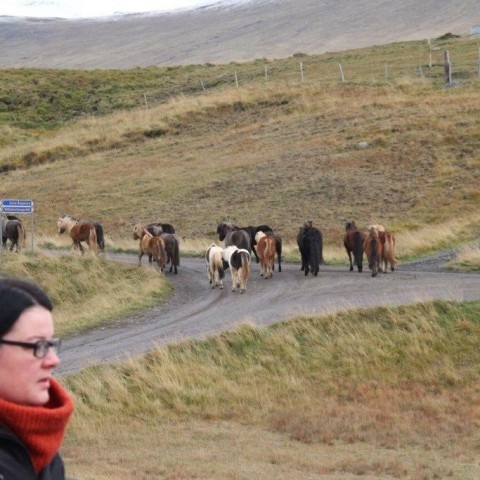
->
<box><xmin>0</xmin><ymin>254</ymin><xmax>171</xmax><ymax>337</ymax></box>
<box><xmin>63</xmin><ymin>300</ymin><xmax>480</xmax><ymax>479</ymax></box>
<box><xmin>1</xmin><ymin>33</ymin><xmax>479</xmax><ymax>479</ymax></box>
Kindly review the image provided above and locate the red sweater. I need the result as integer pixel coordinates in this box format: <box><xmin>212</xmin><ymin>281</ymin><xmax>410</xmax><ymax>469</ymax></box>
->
<box><xmin>0</xmin><ymin>379</ymin><xmax>74</xmax><ymax>474</ymax></box>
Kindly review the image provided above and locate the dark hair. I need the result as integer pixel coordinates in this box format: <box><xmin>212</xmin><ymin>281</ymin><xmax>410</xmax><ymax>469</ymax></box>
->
<box><xmin>0</xmin><ymin>278</ymin><xmax>53</xmax><ymax>338</ymax></box>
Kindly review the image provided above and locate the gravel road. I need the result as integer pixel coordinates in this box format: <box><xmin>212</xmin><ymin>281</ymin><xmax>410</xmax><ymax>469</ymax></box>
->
<box><xmin>56</xmin><ymin>251</ymin><xmax>480</xmax><ymax>376</ymax></box>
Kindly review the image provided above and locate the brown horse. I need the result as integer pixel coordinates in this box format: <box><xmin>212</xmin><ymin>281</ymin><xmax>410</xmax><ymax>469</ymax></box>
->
<box><xmin>132</xmin><ymin>224</ymin><xmax>166</xmax><ymax>271</ymax></box>
<box><xmin>343</xmin><ymin>221</ymin><xmax>365</xmax><ymax>273</ymax></box>
<box><xmin>255</xmin><ymin>231</ymin><xmax>276</xmax><ymax>279</ymax></box>
<box><xmin>57</xmin><ymin>215</ymin><xmax>97</xmax><ymax>255</ymax></box>
<box><xmin>159</xmin><ymin>233</ymin><xmax>180</xmax><ymax>274</ymax></box>
<box><xmin>363</xmin><ymin>227</ymin><xmax>381</xmax><ymax>277</ymax></box>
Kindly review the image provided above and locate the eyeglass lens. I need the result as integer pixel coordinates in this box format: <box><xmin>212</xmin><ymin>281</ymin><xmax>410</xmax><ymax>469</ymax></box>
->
<box><xmin>34</xmin><ymin>339</ymin><xmax>61</xmax><ymax>358</ymax></box>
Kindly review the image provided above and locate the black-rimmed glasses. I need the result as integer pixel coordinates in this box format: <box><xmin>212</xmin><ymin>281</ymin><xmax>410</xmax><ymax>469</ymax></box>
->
<box><xmin>0</xmin><ymin>338</ymin><xmax>61</xmax><ymax>359</ymax></box>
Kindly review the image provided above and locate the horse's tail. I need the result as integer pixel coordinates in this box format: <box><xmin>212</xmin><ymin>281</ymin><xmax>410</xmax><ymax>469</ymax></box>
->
<box><xmin>318</xmin><ymin>231</ymin><xmax>324</xmax><ymax>265</ymax></box>
<box><xmin>383</xmin><ymin>232</ymin><xmax>397</xmax><ymax>271</ymax></box>
<box><xmin>171</xmin><ymin>237</ymin><xmax>180</xmax><ymax>273</ymax></box>
<box><xmin>89</xmin><ymin>227</ymin><xmax>98</xmax><ymax>254</ymax></box>
<box><xmin>93</xmin><ymin>223</ymin><xmax>105</xmax><ymax>251</ymax></box>
<box><xmin>275</xmin><ymin>234</ymin><xmax>282</xmax><ymax>272</ymax></box>
<box><xmin>241</xmin><ymin>251</ymin><xmax>250</xmax><ymax>288</ymax></box>
<box><xmin>157</xmin><ymin>237</ymin><xmax>167</xmax><ymax>271</ymax></box>
<box><xmin>353</xmin><ymin>231</ymin><xmax>363</xmax><ymax>273</ymax></box>
<box><xmin>368</xmin><ymin>235</ymin><xmax>379</xmax><ymax>277</ymax></box>
<box><xmin>17</xmin><ymin>222</ymin><xmax>26</xmax><ymax>250</ymax></box>
<box><xmin>215</xmin><ymin>249</ymin><xmax>225</xmax><ymax>280</ymax></box>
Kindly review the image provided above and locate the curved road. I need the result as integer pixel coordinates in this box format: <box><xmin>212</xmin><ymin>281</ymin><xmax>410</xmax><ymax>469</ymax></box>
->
<box><xmin>56</xmin><ymin>253</ymin><xmax>480</xmax><ymax>376</ymax></box>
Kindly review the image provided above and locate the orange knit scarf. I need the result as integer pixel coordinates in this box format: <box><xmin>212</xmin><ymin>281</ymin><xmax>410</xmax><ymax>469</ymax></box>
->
<box><xmin>0</xmin><ymin>378</ymin><xmax>74</xmax><ymax>474</ymax></box>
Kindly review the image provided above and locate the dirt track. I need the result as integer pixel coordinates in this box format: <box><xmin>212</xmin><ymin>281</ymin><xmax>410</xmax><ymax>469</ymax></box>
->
<box><xmin>56</xmin><ymin>252</ymin><xmax>480</xmax><ymax>376</ymax></box>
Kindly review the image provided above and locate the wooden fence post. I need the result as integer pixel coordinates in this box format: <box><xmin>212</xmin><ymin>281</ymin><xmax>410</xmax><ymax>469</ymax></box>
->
<box><xmin>264</xmin><ymin>65</ymin><xmax>268</xmax><ymax>85</ymax></box>
<box><xmin>428</xmin><ymin>39</ymin><xmax>432</xmax><ymax>68</ymax></box>
<box><xmin>339</xmin><ymin>63</ymin><xmax>345</xmax><ymax>83</ymax></box>
<box><xmin>234</xmin><ymin>70</ymin><xmax>239</xmax><ymax>88</ymax></box>
<box><xmin>444</xmin><ymin>50</ymin><xmax>452</xmax><ymax>86</ymax></box>
<box><xmin>300</xmin><ymin>62</ymin><xmax>304</xmax><ymax>83</ymax></box>
<box><xmin>478</xmin><ymin>47</ymin><xmax>480</xmax><ymax>80</ymax></box>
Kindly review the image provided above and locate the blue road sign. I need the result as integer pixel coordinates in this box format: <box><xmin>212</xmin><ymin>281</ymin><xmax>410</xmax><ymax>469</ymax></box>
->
<box><xmin>1</xmin><ymin>199</ymin><xmax>34</xmax><ymax>213</ymax></box>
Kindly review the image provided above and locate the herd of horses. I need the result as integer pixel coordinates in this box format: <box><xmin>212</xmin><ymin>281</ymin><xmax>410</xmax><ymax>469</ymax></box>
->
<box><xmin>3</xmin><ymin>214</ymin><xmax>397</xmax><ymax>291</ymax></box>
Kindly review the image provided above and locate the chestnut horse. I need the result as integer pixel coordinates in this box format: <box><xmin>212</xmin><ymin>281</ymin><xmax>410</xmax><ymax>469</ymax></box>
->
<box><xmin>58</xmin><ymin>215</ymin><xmax>97</xmax><ymax>255</ymax></box>
<box><xmin>60</xmin><ymin>214</ymin><xmax>105</xmax><ymax>251</ymax></box>
<box><xmin>255</xmin><ymin>231</ymin><xmax>276</xmax><ymax>279</ymax></box>
<box><xmin>363</xmin><ymin>227</ymin><xmax>381</xmax><ymax>277</ymax></box>
<box><xmin>132</xmin><ymin>224</ymin><xmax>166</xmax><ymax>271</ymax></box>
<box><xmin>222</xmin><ymin>245</ymin><xmax>251</xmax><ymax>293</ymax></box>
<box><xmin>343</xmin><ymin>221</ymin><xmax>365</xmax><ymax>273</ymax></box>
<box><xmin>205</xmin><ymin>243</ymin><xmax>225</xmax><ymax>289</ymax></box>
<box><xmin>378</xmin><ymin>230</ymin><xmax>397</xmax><ymax>273</ymax></box>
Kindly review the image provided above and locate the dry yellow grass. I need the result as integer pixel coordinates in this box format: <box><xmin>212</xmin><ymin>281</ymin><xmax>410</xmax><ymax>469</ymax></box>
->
<box><xmin>2</xmin><ymin>81</ymin><xmax>480</xmax><ymax>258</ymax></box>
<box><xmin>62</xmin><ymin>302</ymin><xmax>480</xmax><ymax>479</ymax></box>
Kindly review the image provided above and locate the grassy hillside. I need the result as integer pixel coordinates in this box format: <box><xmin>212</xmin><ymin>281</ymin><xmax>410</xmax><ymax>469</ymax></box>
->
<box><xmin>1</xmin><ymin>36</ymin><xmax>480</xmax><ymax>255</ymax></box>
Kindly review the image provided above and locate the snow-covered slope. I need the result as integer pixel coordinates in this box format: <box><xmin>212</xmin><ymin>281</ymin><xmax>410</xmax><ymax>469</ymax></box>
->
<box><xmin>0</xmin><ymin>0</ymin><xmax>478</xmax><ymax>69</ymax></box>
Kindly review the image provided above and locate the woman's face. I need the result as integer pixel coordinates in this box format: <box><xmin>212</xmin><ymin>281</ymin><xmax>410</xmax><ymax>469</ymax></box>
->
<box><xmin>0</xmin><ymin>305</ymin><xmax>60</xmax><ymax>406</ymax></box>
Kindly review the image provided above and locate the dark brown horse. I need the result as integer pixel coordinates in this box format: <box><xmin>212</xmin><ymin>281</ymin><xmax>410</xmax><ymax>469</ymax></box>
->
<box><xmin>216</xmin><ymin>222</ymin><xmax>251</xmax><ymax>252</ymax></box>
<box><xmin>1</xmin><ymin>217</ymin><xmax>26</xmax><ymax>252</ymax></box>
<box><xmin>57</xmin><ymin>215</ymin><xmax>98</xmax><ymax>255</ymax></box>
<box><xmin>159</xmin><ymin>233</ymin><xmax>180</xmax><ymax>274</ymax></box>
<box><xmin>343</xmin><ymin>221</ymin><xmax>366</xmax><ymax>273</ymax></box>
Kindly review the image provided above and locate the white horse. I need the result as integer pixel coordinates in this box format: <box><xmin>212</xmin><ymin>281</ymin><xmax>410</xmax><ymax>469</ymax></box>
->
<box><xmin>222</xmin><ymin>245</ymin><xmax>251</xmax><ymax>294</ymax></box>
<box><xmin>205</xmin><ymin>243</ymin><xmax>225</xmax><ymax>289</ymax></box>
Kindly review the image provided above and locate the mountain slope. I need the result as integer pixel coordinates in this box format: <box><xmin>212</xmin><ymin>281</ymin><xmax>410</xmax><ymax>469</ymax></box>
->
<box><xmin>1</xmin><ymin>0</ymin><xmax>479</xmax><ymax>69</ymax></box>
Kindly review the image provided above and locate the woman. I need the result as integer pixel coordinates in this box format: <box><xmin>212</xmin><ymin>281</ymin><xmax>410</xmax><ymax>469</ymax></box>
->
<box><xmin>0</xmin><ymin>278</ymin><xmax>74</xmax><ymax>480</ymax></box>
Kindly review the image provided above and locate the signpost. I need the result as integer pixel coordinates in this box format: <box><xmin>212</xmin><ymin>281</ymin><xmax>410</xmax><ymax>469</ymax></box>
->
<box><xmin>1</xmin><ymin>199</ymin><xmax>34</xmax><ymax>213</ymax></box>
<box><xmin>0</xmin><ymin>199</ymin><xmax>35</xmax><ymax>253</ymax></box>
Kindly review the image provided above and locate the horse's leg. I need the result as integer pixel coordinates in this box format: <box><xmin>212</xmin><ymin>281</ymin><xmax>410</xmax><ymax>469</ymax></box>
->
<box><xmin>252</xmin><ymin>245</ymin><xmax>260</xmax><ymax>263</ymax></box>
<box><xmin>347</xmin><ymin>248</ymin><xmax>354</xmax><ymax>271</ymax></box>
<box><xmin>207</xmin><ymin>264</ymin><xmax>213</xmax><ymax>286</ymax></box>
<box><xmin>138</xmin><ymin>250</ymin><xmax>144</xmax><ymax>267</ymax></box>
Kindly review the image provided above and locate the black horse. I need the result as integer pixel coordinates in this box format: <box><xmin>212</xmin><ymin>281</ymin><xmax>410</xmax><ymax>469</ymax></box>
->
<box><xmin>146</xmin><ymin>222</ymin><xmax>176</xmax><ymax>235</ymax></box>
<box><xmin>297</xmin><ymin>221</ymin><xmax>323</xmax><ymax>276</ymax></box>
